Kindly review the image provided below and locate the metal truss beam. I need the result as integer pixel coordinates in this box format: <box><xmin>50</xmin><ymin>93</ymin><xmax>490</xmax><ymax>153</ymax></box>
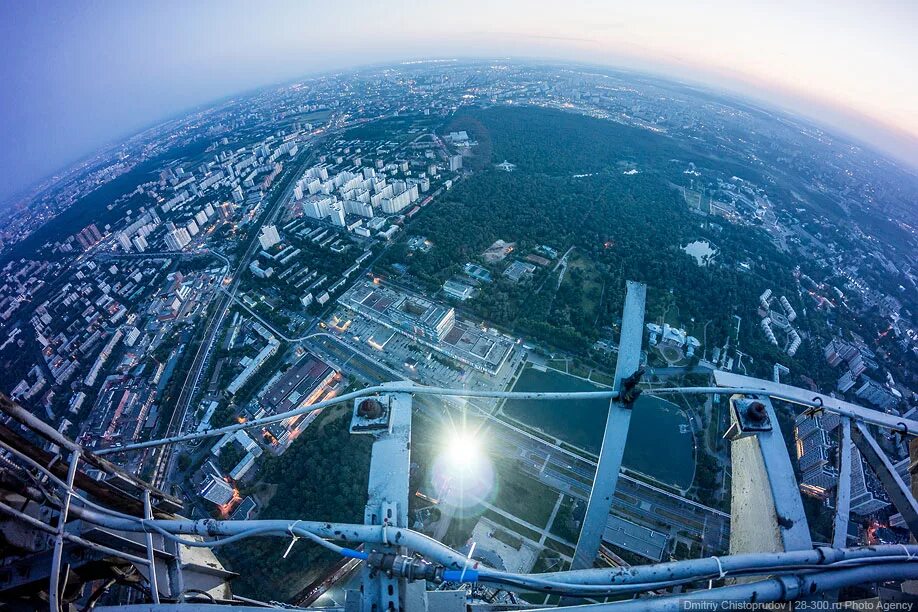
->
<box><xmin>728</xmin><ymin>396</ymin><xmax>811</xmax><ymax>555</ymax></box>
<box><xmin>831</xmin><ymin>418</ymin><xmax>852</xmax><ymax>549</ymax></box>
<box><xmin>571</xmin><ymin>280</ymin><xmax>646</xmax><ymax>570</ymax></box>
<box><xmin>713</xmin><ymin>370</ymin><xmax>918</xmax><ymax>434</ymax></box>
<box><xmin>852</xmin><ymin>420</ymin><xmax>918</xmax><ymax>537</ymax></box>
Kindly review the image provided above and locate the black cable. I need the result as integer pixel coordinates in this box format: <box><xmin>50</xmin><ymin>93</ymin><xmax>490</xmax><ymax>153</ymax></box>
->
<box><xmin>82</xmin><ymin>577</ymin><xmax>117</xmax><ymax>611</ymax></box>
<box><xmin>181</xmin><ymin>588</ymin><xmax>217</xmax><ymax>603</ymax></box>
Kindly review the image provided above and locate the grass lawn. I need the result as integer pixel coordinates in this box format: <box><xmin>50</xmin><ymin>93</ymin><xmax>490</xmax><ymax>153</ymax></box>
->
<box><xmin>545</xmin><ymin>538</ymin><xmax>576</xmax><ymax>557</ymax></box>
<box><xmin>442</xmin><ymin>514</ymin><xmax>480</xmax><ymax>549</ymax></box>
<box><xmin>561</xmin><ymin>251</ymin><xmax>604</xmax><ymax>323</ymax></box>
<box><xmin>483</xmin><ymin>509</ymin><xmax>542</xmax><ymax>542</ymax></box>
<box><xmin>590</xmin><ymin>370</ymin><xmax>615</xmax><ymax>386</ymax></box>
<box><xmin>547</xmin><ymin>495</ymin><xmax>582</xmax><ymax>542</ymax></box>
<box><xmin>492</xmin><ymin>457</ymin><xmax>560</xmax><ymax>529</ymax></box>
<box><xmin>569</xmin><ymin>361</ymin><xmax>592</xmax><ymax>379</ymax></box>
<box><xmin>682</xmin><ymin>188</ymin><xmax>704</xmax><ymax>210</ymax></box>
<box><xmin>533</xmin><ymin>548</ymin><xmax>569</xmax><ymax>573</ymax></box>
<box><xmin>492</xmin><ymin>528</ymin><xmax>523</xmax><ymax>550</ymax></box>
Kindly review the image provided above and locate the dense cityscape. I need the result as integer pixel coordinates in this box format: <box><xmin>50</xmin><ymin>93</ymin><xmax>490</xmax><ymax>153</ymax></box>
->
<box><xmin>1</xmin><ymin>59</ymin><xmax>916</xmax><ymax>607</ymax></box>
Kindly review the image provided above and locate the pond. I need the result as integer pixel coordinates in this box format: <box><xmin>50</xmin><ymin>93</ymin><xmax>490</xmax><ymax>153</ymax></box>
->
<box><xmin>502</xmin><ymin>367</ymin><xmax>695</xmax><ymax>490</ymax></box>
<box><xmin>682</xmin><ymin>240</ymin><xmax>716</xmax><ymax>266</ymax></box>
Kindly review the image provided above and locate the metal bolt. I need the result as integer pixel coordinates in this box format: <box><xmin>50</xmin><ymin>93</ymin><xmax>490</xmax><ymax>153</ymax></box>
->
<box><xmin>747</xmin><ymin>401</ymin><xmax>767</xmax><ymax>422</ymax></box>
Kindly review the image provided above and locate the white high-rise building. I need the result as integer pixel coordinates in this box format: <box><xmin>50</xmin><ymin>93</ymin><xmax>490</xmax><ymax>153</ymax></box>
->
<box><xmin>303</xmin><ymin>195</ymin><xmax>335</xmax><ymax>220</ymax></box>
<box><xmin>344</xmin><ymin>199</ymin><xmax>374</xmax><ymax>218</ymax></box>
<box><xmin>305</xmin><ymin>178</ymin><xmax>322</xmax><ymax>195</ymax></box>
<box><xmin>379</xmin><ymin>184</ymin><xmax>418</xmax><ymax>214</ymax></box>
<box><xmin>328</xmin><ymin>202</ymin><xmax>346</xmax><ymax>226</ymax></box>
<box><xmin>795</xmin><ymin>411</ymin><xmax>890</xmax><ymax>515</ymax></box>
<box><xmin>219</xmin><ymin>201</ymin><xmax>235</xmax><ymax>220</ymax></box>
<box><xmin>850</xmin><ymin>446</ymin><xmax>890</xmax><ymax>515</ymax></box>
<box><xmin>131</xmin><ymin>235</ymin><xmax>148</xmax><ymax>252</ymax></box>
<box><xmin>165</xmin><ymin>227</ymin><xmax>191</xmax><ymax>251</ymax></box>
<box><xmin>116</xmin><ymin>232</ymin><xmax>133</xmax><ymax>252</ymax></box>
<box><xmin>303</xmin><ymin>198</ymin><xmax>323</xmax><ymax>219</ymax></box>
<box><xmin>259</xmin><ymin>224</ymin><xmax>281</xmax><ymax>249</ymax></box>
<box><xmin>449</xmin><ymin>154</ymin><xmax>463</xmax><ymax>171</ymax></box>
<box><xmin>186</xmin><ymin>220</ymin><xmax>199</xmax><ymax>237</ymax></box>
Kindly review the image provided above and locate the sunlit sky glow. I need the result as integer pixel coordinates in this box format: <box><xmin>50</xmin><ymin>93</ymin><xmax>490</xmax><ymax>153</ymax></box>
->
<box><xmin>1</xmin><ymin>0</ymin><xmax>915</xmax><ymax>202</ymax></box>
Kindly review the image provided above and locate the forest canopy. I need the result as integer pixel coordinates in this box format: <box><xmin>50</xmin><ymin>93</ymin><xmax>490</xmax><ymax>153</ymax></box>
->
<box><xmin>386</xmin><ymin>106</ymin><xmax>827</xmax><ymax>382</ymax></box>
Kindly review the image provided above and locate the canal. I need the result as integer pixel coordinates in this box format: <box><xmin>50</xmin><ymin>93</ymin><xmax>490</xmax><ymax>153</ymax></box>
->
<box><xmin>502</xmin><ymin>366</ymin><xmax>695</xmax><ymax>490</ymax></box>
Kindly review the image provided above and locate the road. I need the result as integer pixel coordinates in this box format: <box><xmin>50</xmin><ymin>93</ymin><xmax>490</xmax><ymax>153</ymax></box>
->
<box><xmin>149</xmin><ymin>139</ymin><xmax>328</xmax><ymax>490</ymax></box>
<box><xmin>93</xmin><ymin>250</ymin><xmax>210</xmax><ymax>260</ymax></box>
<box><xmin>152</xmin><ymin>116</ymin><xmax>439</xmax><ymax>480</ymax></box>
<box><xmin>299</xmin><ymin>326</ymin><xmax>731</xmax><ymax>558</ymax></box>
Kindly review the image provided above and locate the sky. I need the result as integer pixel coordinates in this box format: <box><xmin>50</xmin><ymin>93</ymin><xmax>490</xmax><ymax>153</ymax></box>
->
<box><xmin>1</xmin><ymin>0</ymin><xmax>916</xmax><ymax>203</ymax></box>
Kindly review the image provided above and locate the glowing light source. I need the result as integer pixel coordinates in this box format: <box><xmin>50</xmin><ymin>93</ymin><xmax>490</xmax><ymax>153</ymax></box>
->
<box><xmin>445</xmin><ymin>429</ymin><xmax>481</xmax><ymax>466</ymax></box>
<box><xmin>430</xmin><ymin>425</ymin><xmax>495</xmax><ymax>510</ymax></box>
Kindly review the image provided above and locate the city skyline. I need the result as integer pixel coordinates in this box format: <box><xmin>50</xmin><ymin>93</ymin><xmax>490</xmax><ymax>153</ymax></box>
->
<box><xmin>0</xmin><ymin>54</ymin><xmax>915</xmax><ymax>609</ymax></box>
<box><xmin>1</xmin><ymin>0</ymin><xmax>916</xmax><ymax>205</ymax></box>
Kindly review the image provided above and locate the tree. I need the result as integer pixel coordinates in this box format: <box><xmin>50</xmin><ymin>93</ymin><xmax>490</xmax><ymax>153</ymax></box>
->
<box><xmin>218</xmin><ymin>443</ymin><xmax>246</xmax><ymax>473</ymax></box>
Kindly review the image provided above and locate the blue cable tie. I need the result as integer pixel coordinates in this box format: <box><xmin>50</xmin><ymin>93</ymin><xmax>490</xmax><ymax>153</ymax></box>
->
<box><xmin>342</xmin><ymin>548</ymin><xmax>369</xmax><ymax>560</ymax></box>
<box><xmin>442</xmin><ymin>569</ymin><xmax>479</xmax><ymax>582</ymax></box>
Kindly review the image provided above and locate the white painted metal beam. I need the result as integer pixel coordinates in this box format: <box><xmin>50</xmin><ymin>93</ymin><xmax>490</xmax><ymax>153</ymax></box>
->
<box><xmin>571</xmin><ymin>281</ymin><xmax>646</xmax><ymax>570</ymax></box>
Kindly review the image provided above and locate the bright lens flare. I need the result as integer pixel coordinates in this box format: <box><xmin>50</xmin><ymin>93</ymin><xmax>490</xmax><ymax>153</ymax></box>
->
<box><xmin>445</xmin><ymin>429</ymin><xmax>481</xmax><ymax>467</ymax></box>
<box><xmin>431</xmin><ymin>426</ymin><xmax>494</xmax><ymax>510</ymax></box>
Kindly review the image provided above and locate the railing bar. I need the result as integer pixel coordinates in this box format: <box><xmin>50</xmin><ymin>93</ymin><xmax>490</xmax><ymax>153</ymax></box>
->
<box><xmin>49</xmin><ymin>450</ymin><xmax>80</xmax><ymax>612</ymax></box>
<box><xmin>96</xmin><ymin>383</ymin><xmax>916</xmax><ymax>456</ymax></box>
<box><xmin>142</xmin><ymin>490</ymin><xmax>161</xmax><ymax>603</ymax></box>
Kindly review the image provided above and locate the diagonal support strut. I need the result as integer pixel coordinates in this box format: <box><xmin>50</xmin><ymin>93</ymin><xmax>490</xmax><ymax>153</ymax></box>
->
<box><xmin>571</xmin><ymin>280</ymin><xmax>646</xmax><ymax>570</ymax></box>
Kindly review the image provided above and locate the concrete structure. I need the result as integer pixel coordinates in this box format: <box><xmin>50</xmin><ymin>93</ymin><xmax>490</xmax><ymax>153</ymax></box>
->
<box><xmin>442</xmin><ymin>279</ymin><xmax>475</xmax><ymax>301</ymax></box>
<box><xmin>342</xmin><ymin>281</ymin><xmax>455</xmax><ymax>342</ymax></box>
<box><xmin>226</xmin><ymin>330</ymin><xmax>280</xmax><ymax>395</ymax></box>
<box><xmin>339</xmin><ymin>281</ymin><xmax>513</xmax><ymax>374</ymax></box>
<box><xmin>264</xmin><ymin>355</ymin><xmax>336</xmax><ymax>414</ymax></box>
<box><xmin>164</xmin><ymin>226</ymin><xmax>191</xmax><ymax>251</ymax></box>
<box><xmin>503</xmin><ymin>260</ymin><xmax>536</xmax><ymax>282</ymax></box>
<box><xmin>850</xmin><ymin>445</ymin><xmax>890</xmax><ymax>515</ymax></box>
<box><xmin>855</xmin><ymin>378</ymin><xmax>900</xmax><ymax>411</ymax></box>
<box><xmin>647</xmin><ymin>323</ymin><xmax>701</xmax><ymax>361</ymax></box>
<box><xmin>603</xmin><ymin>515</ymin><xmax>667</xmax><ymax>562</ymax></box>
<box><xmin>258</xmin><ymin>225</ymin><xmax>281</xmax><ymax>249</ymax></box>
<box><xmin>200</xmin><ymin>475</ymin><xmax>234</xmax><ymax>506</ymax></box>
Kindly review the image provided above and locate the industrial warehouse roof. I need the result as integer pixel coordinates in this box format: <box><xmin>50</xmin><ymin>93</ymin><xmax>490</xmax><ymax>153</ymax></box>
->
<box><xmin>264</xmin><ymin>354</ymin><xmax>335</xmax><ymax>413</ymax></box>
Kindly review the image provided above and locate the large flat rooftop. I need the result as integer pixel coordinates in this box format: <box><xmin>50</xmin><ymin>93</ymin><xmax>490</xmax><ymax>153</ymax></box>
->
<box><xmin>339</xmin><ymin>280</ymin><xmax>513</xmax><ymax>375</ymax></box>
<box><xmin>264</xmin><ymin>354</ymin><xmax>335</xmax><ymax>414</ymax></box>
<box><xmin>344</xmin><ymin>281</ymin><xmax>452</xmax><ymax>340</ymax></box>
<box><xmin>603</xmin><ymin>514</ymin><xmax>668</xmax><ymax>562</ymax></box>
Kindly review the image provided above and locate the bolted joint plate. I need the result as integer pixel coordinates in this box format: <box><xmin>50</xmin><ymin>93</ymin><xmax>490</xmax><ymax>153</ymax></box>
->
<box><xmin>724</xmin><ymin>397</ymin><xmax>772</xmax><ymax>441</ymax></box>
